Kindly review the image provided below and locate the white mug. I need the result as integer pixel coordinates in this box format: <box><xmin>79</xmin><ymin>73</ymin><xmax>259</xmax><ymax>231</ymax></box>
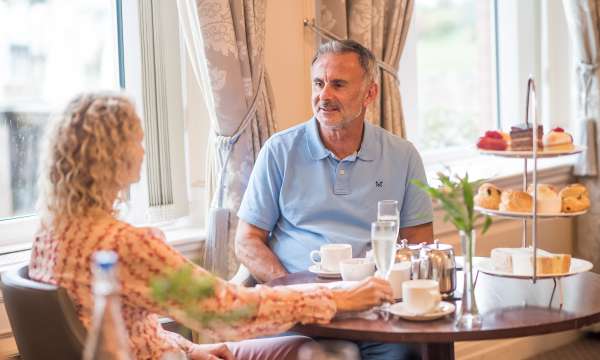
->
<box><xmin>339</xmin><ymin>258</ymin><xmax>375</xmax><ymax>281</ymax></box>
<box><xmin>310</xmin><ymin>244</ymin><xmax>352</xmax><ymax>272</ymax></box>
<box><xmin>402</xmin><ymin>279</ymin><xmax>442</xmax><ymax>315</ymax></box>
<box><xmin>388</xmin><ymin>261</ymin><xmax>412</xmax><ymax>299</ymax></box>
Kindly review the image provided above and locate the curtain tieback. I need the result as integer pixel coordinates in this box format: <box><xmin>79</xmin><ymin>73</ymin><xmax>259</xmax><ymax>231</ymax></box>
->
<box><xmin>577</xmin><ymin>61</ymin><xmax>599</xmax><ymax>119</ymax></box>
<box><xmin>577</xmin><ymin>61</ymin><xmax>598</xmax><ymax>76</ymax></box>
<box><xmin>213</xmin><ymin>68</ymin><xmax>265</xmax><ymax>208</ymax></box>
<box><xmin>303</xmin><ymin>18</ymin><xmax>400</xmax><ymax>83</ymax></box>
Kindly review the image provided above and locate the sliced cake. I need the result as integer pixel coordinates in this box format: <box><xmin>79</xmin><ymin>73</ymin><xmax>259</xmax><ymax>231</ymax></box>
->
<box><xmin>491</xmin><ymin>247</ymin><xmax>571</xmax><ymax>275</ymax></box>
<box><xmin>510</xmin><ymin>124</ymin><xmax>543</xmax><ymax>151</ymax></box>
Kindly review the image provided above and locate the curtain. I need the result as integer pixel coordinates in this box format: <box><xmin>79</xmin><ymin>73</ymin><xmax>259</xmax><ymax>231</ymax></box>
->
<box><xmin>563</xmin><ymin>0</ymin><xmax>600</xmax><ymax>271</ymax></box>
<box><xmin>177</xmin><ymin>0</ymin><xmax>276</xmax><ymax>278</ymax></box>
<box><xmin>319</xmin><ymin>0</ymin><xmax>414</xmax><ymax>138</ymax></box>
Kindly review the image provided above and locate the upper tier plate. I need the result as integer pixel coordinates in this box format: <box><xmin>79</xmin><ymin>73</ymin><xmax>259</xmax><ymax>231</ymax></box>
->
<box><xmin>477</xmin><ymin>145</ymin><xmax>584</xmax><ymax>158</ymax></box>
<box><xmin>475</xmin><ymin>206</ymin><xmax>588</xmax><ymax>219</ymax></box>
<box><xmin>475</xmin><ymin>257</ymin><xmax>593</xmax><ymax>279</ymax></box>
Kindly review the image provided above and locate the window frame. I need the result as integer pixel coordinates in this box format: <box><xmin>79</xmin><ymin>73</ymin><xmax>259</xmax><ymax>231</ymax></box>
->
<box><xmin>0</xmin><ymin>0</ymin><xmax>201</xmax><ymax>249</ymax></box>
<box><xmin>402</xmin><ymin>0</ymin><xmax>572</xmax><ymax>171</ymax></box>
<box><xmin>402</xmin><ymin>0</ymin><xmax>500</xmax><ymax>163</ymax></box>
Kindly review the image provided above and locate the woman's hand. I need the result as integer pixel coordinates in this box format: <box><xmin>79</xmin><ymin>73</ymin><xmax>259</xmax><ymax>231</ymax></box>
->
<box><xmin>188</xmin><ymin>343</ymin><xmax>235</xmax><ymax>360</ymax></box>
<box><xmin>331</xmin><ymin>276</ymin><xmax>393</xmax><ymax>312</ymax></box>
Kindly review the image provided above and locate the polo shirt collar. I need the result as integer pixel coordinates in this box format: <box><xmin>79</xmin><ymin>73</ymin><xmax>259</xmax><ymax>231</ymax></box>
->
<box><xmin>356</xmin><ymin>121</ymin><xmax>376</xmax><ymax>161</ymax></box>
<box><xmin>306</xmin><ymin>117</ymin><xmax>330</xmax><ymax>160</ymax></box>
<box><xmin>306</xmin><ymin>117</ymin><xmax>376</xmax><ymax>161</ymax></box>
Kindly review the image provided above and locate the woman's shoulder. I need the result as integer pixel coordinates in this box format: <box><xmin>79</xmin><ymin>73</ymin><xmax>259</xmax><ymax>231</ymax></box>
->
<box><xmin>127</xmin><ymin>224</ymin><xmax>167</xmax><ymax>242</ymax></box>
<box><xmin>118</xmin><ymin>223</ymin><xmax>171</xmax><ymax>254</ymax></box>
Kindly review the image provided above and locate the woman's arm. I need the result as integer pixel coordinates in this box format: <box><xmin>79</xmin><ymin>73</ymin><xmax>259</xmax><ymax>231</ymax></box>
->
<box><xmin>118</xmin><ymin>227</ymin><xmax>337</xmax><ymax>342</ymax></box>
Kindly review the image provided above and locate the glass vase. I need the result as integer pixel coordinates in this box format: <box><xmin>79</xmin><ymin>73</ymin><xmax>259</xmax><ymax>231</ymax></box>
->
<box><xmin>456</xmin><ymin>229</ymin><xmax>482</xmax><ymax>329</ymax></box>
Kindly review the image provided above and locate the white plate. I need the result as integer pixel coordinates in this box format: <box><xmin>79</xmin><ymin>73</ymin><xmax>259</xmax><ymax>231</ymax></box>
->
<box><xmin>388</xmin><ymin>301</ymin><xmax>455</xmax><ymax>321</ymax></box>
<box><xmin>475</xmin><ymin>206</ymin><xmax>588</xmax><ymax>219</ymax></box>
<box><xmin>308</xmin><ymin>265</ymin><xmax>341</xmax><ymax>279</ymax></box>
<box><xmin>478</xmin><ymin>145</ymin><xmax>584</xmax><ymax>158</ymax></box>
<box><xmin>475</xmin><ymin>257</ymin><xmax>593</xmax><ymax>279</ymax></box>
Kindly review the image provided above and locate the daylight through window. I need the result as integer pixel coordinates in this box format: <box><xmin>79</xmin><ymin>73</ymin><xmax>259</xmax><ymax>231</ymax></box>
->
<box><xmin>0</xmin><ymin>0</ymin><xmax>120</xmax><ymax>219</ymax></box>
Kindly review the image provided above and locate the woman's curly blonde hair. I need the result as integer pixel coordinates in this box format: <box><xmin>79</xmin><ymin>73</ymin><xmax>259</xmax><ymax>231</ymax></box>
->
<box><xmin>38</xmin><ymin>92</ymin><xmax>142</xmax><ymax>229</ymax></box>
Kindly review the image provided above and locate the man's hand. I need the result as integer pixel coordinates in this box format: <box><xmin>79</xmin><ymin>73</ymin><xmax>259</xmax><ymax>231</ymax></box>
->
<box><xmin>331</xmin><ymin>277</ymin><xmax>394</xmax><ymax>312</ymax></box>
<box><xmin>188</xmin><ymin>343</ymin><xmax>234</xmax><ymax>360</ymax></box>
<box><xmin>234</xmin><ymin>220</ymin><xmax>288</xmax><ymax>283</ymax></box>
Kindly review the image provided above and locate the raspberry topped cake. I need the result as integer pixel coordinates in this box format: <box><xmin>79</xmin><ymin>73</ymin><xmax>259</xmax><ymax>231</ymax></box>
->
<box><xmin>476</xmin><ymin>130</ymin><xmax>508</xmax><ymax>150</ymax></box>
<box><xmin>543</xmin><ymin>127</ymin><xmax>574</xmax><ymax>151</ymax></box>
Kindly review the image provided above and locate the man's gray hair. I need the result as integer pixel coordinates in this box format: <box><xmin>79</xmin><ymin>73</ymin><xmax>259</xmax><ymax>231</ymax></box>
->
<box><xmin>311</xmin><ymin>39</ymin><xmax>378</xmax><ymax>82</ymax></box>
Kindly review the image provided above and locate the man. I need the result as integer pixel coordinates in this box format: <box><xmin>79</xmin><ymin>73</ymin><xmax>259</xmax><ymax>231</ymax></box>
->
<box><xmin>236</xmin><ymin>40</ymin><xmax>433</xmax><ymax>359</ymax></box>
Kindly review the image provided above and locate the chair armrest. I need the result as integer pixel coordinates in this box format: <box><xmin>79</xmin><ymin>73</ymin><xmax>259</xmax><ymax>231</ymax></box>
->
<box><xmin>160</xmin><ymin>317</ymin><xmax>192</xmax><ymax>341</ymax></box>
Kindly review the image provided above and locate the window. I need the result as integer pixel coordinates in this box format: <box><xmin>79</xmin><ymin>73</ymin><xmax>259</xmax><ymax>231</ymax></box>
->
<box><xmin>402</xmin><ymin>0</ymin><xmax>573</xmax><ymax>168</ymax></box>
<box><xmin>409</xmin><ymin>0</ymin><xmax>497</xmax><ymax>156</ymax></box>
<box><xmin>0</xmin><ymin>0</ymin><xmax>120</xmax><ymax>219</ymax></box>
<box><xmin>0</xmin><ymin>0</ymin><xmax>198</xmax><ymax>248</ymax></box>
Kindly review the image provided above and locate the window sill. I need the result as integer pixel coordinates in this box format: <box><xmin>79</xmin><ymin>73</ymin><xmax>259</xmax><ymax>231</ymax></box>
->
<box><xmin>0</xmin><ymin>222</ymin><xmax>206</xmax><ymax>272</ymax></box>
<box><xmin>425</xmin><ymin>150</ymin><xmax>576</xmax><ymax>185</ymax></box>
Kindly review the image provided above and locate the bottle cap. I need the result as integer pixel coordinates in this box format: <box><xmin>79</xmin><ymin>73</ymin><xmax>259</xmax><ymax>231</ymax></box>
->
<box><xmin>94</xmin><ymin>251</ymin><xmax>118</xmax><ymax>271</ymax></box>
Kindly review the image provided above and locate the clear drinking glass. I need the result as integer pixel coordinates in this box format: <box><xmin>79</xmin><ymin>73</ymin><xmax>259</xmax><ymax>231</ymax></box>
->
<box><xmin>371</xmin><ymin>220</ymin><xmax>397</xmax><ymax>318</ymax></box>
<box><xmin>377</xmin><ymin>200</ymin><xmax>399</xmax><ymax>240</ymax></box>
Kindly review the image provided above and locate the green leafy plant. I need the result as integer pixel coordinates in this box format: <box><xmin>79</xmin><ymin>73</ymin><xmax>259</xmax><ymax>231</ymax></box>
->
<box><xmin>411</xmin><ymin>172</ymin><xmax>492</xmax><ymax>235</ymax></box>
<box><xmin>150</xmin><ymin>265</ymin><xmax>255</xmax><ymax>327</ymax></box>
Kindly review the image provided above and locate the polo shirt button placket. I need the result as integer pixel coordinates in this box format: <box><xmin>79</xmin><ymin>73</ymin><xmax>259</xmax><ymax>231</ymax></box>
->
<box><xmin>334</xmin><ymin>162</ymin><xmax>351</xmax><ymax>195</ymax></box>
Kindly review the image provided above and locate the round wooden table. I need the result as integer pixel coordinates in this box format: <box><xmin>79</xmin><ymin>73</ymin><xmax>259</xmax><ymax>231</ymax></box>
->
<box><xmin>268</xmin><ymin>270</ymin><xmax>600</xmax><ymax>360</ymax></box>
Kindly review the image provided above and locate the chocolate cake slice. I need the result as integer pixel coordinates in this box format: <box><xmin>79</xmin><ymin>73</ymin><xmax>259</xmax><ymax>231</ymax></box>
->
<box><xmin>510</xmin><ymin>124</ymin><xmax>543</xmax><ymax>151</ymax></box>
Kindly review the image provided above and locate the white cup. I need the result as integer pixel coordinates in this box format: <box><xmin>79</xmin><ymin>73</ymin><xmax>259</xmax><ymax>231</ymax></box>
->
<box><xmin>339</xmin><ymin>258</ymin><xmax>376</xmax><ymax>281</ymax></box>
<box><xmin>388</xmin><ymin>261</ymin><xmax>412</xmax><ymax>299</ymax></box>
<box><xmin>402</xmin><ymin>279</ymin><xmax>442</xmax><ymax>315</ymax></box>
<box><xmin>310</xmin><ymin>244</ymin><xmax>352</xmax><ymax>272</ymax></box>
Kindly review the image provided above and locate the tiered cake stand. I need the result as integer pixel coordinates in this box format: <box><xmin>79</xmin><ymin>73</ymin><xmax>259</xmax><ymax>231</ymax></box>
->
<box><xmin>473</xmin><ymin>77</ymin><xmax>592</xmax><ymax>307</ymax></box>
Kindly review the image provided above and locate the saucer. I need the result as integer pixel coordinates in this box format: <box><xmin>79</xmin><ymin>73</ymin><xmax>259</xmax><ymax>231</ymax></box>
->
<box><xmin>387</xmin><ymin>301</ymin><xmax>455</xmax><ymax>321</ymax></box>
<box><xmin>308</xmin><ymin>265</ymin><xmax>342</xmax><ymax>279</ymax></box>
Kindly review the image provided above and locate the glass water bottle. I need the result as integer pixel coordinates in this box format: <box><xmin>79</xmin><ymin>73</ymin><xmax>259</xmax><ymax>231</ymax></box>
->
<box><xmin>83</xmin><ymin>251</ymin><xmax>132</xmax><ymax>360</ymax></box>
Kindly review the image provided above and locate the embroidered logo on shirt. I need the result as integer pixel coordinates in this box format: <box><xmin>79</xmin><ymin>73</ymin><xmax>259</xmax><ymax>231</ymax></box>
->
<box><xmin>376</xmin><ymin>180</ymin><xmax>383</xmax><ymax>187</ymax></box>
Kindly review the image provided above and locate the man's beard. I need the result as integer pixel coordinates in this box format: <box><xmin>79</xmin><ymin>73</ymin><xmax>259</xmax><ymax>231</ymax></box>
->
<box><xmin>316</xmin><ymin>101</ymin><xmax>364</xmax><ymax>129</ymax></box>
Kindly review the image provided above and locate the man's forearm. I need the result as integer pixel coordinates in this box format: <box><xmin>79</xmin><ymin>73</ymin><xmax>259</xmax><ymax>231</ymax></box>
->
<box><xmin>236</xmin><ymin>237</ymin><xmax>288</xmax><ymax>283</ymax></box>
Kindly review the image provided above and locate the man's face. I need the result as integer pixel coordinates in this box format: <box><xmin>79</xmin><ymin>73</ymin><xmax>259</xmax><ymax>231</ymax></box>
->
<box><xmin>311</xmin><ymin>52</ymin><xmax>376</xmax><ymax>129</ymax></box>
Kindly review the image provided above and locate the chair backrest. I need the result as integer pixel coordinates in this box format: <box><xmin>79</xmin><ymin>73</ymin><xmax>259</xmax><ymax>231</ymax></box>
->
<box><xmin>0</xmin><ymin>265</ymin><xmax>86</xmax><ymax>360</ymax></box>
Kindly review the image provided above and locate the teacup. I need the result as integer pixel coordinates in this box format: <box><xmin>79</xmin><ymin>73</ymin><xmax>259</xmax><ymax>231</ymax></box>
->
<box><xmin>339</xmin><ymin>258</ymin><xmax>375</xmax><ymax>281</ymax></box>
<box><xmin>402</xmin><ymin>279</ymin><xmax>442</xmax><ymax>315</ymax></box>
<box><xmin>310</xmin><ymin>244</ymin><xmax>352</xmax><ymax>272</ymax></box>
<box><xmin>388</xmin><ymin>261</ymin><xmax>412</xmax><ymax>299</ymax></box>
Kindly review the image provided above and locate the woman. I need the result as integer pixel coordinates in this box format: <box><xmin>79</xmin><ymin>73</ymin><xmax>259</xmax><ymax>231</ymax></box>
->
<box><xmin>29</xmin><ymin>92</ymin><xmax>393</xmax><ymax>360</ymax></box>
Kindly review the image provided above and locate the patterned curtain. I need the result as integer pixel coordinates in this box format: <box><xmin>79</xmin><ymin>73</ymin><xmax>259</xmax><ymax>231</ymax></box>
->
<box><xmin>320</xmin><ymin>0</ymin><xmax>414</xmax><ymax>137</ymax></box>
<box><xmin>563</xmin><ymin>0</ymin><xmax>600</xmax><ymax>271</ymax></box>
<box><xmin>177</xmin><ymin>0</ymin><xmax>276</xmax><ymax>278</ymax></box>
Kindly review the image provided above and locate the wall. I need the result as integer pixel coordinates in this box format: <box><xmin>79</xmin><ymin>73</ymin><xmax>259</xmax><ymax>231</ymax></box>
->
<box><xmin>265</xmin><ymin>0</ymin><xmax>315</xmax><ymax>131</ymax></box>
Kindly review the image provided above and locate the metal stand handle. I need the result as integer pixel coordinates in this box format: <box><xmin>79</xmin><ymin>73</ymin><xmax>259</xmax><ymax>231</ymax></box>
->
<box><xmin>523</xmin><ymin>77</ymin><xmax>539</xmax><ymax>283</ymax></box>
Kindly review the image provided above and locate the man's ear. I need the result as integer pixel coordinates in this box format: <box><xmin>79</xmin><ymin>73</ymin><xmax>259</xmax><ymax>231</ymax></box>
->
<box><xmin>363</xmin><ymin>82</ymin><xmax>378</xmax><ymax>106</ymax></box>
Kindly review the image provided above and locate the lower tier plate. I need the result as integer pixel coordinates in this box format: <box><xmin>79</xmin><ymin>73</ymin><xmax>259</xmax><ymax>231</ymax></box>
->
<box><xmin>474</xmin><ymin>257</ymin><xmax>593</xmax><ymax>279</ymax></box>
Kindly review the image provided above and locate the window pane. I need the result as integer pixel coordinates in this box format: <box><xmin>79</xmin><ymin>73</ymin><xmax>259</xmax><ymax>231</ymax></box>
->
<box><xmin>415</xmin><ymin>0</ymin><xmax>496</xmax><ymax>152</ymax></box>
<box><xmin>0</xmin><ymin>0</ymin><xmax>120</xmax><ymax>219</ymax></box>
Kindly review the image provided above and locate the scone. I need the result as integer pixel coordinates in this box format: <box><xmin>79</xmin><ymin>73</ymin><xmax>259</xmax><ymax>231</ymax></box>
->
<box><xmin>559</xmin><ymin>183</ymin><xmax>590</xmax><ymax>213</ymax></box>
<box><xmin>499</xmin><ymin>191</ymin><xmax>532</xmax><ymax>212</ymax></box>
<box><xmin>474</xmin><ymin>183</ymin><xmax>502</xmax><ymax>209</ymax></box>
<box><xmin>526</xmin><ymin>184</ymin><xmax>561</xmax><ymax>213</ymax></box>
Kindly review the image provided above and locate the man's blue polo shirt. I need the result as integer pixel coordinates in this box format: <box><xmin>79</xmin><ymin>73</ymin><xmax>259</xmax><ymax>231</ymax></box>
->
<box><xmin>238</xmin><ymin>117</ymin><xmax>433</xmax><ymax>273</ymax></box>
